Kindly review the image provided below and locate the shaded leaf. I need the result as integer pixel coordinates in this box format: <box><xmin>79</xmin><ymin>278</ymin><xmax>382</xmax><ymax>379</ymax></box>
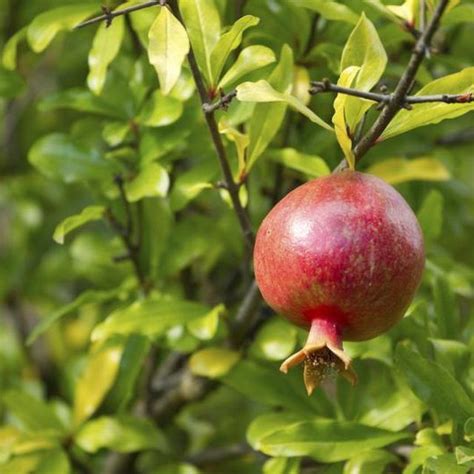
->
<box><xmin>0</xmin><ymin>68</ymin><xmax>25</xmax><ymax>98</ymax></box>
<box><xmin>210</xmin><ymin>15</ymin><xmax>259</xmax><ymax>86</ymax></box>
<box><xmin>53</xmin><ymin>206</ymin><xmax>105</xmax><ymax>245</ymax></box>
<box><xmin>2</xmin><ymin>27</ymin><xmax>26</xmax><ymax>70</ymax></box>
<box><xmin>395</xmin><ymin>343</ymin><xmax>474</xmax><ymax>423</ymax></box>
<box><xmin>148</xmin><ymin>7</ymin><xmax>190</xmax><ymax>95</ymax></box>
<box><xmin>189</xmin><ymin>348</ymin><xmax>241</xmax><ymax>378</ymax></box>
<box><xmin>288</xmin><ymin>0</ymin><xmax>359</xmax><ymax>24</ymax></box>
<box><xmin>27</xmin><ymin>4</ymin><xmax>98</xmax><ymax>53</ymax></box>
<box><xmin>218</xmin><ymin>45</ymin><xmax>276</xmax><ymax>90</ymax></box>
<box><xmin>367</xmin><ymin>157</ymin><xmax>450</xmax><ymax>185</ymax></box>
<box><xmin>417</xmin><ymin>190</ymin><xmax>444</xmax><ymax>244</ymax></box>
<box><xmin>75</xmin><ymin>416</ymin><xmax>167</xmax><ymax>453</ymax></box>
<box><xmin>35</xmin><ymin>449</ymin><xmax>70</xmax><ymax>474</ymax></box>
<box><xmin>382</xmin><ymin>68</ymin><xmax>474</xmax><ymax>139</ymax></box>
<box><xmin>343</xmin><ymin>449</ymin><xmax>397</xmax><ymax>474</ymax></box>
<box><xmin>218</xmin><ymin>119</ymin><xmax>249</xmax><ymax>180</ymax></box>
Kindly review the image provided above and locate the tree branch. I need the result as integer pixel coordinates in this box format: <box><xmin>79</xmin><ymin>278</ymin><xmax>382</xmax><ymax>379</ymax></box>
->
<box><xmin>310</xmin><ymin>80</ymin><xmax>472</xmax><ymax>106</ymax></box>
<box><xmin>202</xmin><ymin>90</ymin><xmax>237</xmax><ymax>113</ymax></box>
<box><xmin>74</xmin><ymin>1</ymin><xmax>164</xmax><ymax>30</ymax></box>
<box><xmin>335</xmin><ymin>0</ymin><xmax>451</xmax><ymax>170</ymax></box>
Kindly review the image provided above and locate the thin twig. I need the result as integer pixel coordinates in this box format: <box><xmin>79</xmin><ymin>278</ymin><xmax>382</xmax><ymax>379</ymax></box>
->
<box><xmin>310</xmin><ymin>80</ymin><xmax>472</xmax><ymax>105</ymax></box>
<box><xmin>333</xmin><ymin>0</ymin><xmax>450</xmax><ymax>171</ymax></box>
<box><xmin>74</xmin><ymin>1</ymin><xmax>163</xmax><ymax>30</ymax></box>
<box><xmin>202</xmin><ymin>90</ymin><xmax>237</xmax><ymax>113</ymax></box>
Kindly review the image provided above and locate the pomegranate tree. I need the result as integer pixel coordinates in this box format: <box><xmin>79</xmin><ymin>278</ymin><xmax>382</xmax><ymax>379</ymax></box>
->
<box><xmin>254</xmin><ymin>170</ymin><xmax>425</xmax><ymax>395</ymax></box>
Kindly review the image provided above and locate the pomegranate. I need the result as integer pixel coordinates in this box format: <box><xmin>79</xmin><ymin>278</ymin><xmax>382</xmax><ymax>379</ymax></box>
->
<box><xmin>253</xmin><ymin>170</ymin><xmax>424</xmax><ymax>394</ymax></box>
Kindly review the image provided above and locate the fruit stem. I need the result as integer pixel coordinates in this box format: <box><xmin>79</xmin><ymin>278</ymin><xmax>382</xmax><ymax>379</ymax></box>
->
<box><xmin>280</xmin><ymin>318</ymin><xmax>357</xmax><ymax>395</ymax></box>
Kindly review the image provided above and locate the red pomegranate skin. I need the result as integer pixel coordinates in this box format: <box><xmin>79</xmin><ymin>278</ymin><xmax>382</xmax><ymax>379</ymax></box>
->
<box><xmin>254</xmin><ymin>171</ymin><xmax>425</xmax><ymax>343</ymax></box>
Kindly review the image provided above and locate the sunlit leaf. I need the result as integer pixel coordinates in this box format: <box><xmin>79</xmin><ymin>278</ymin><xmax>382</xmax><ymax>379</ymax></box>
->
<box><xmin>367</xmin><ymin>157</ymin><xmax>450</xmax><ymax>185</ymax></box>
<box><xmin>263</xmin><ymin>457</ymin><xmax>300</xmax><ymax>474</ymax></box>
<box><xmin>237</xmin><ymin>80</ymin><xmax>332</xmax><ymax>131</ymax></box>
<box><xmin>87</xmin><ymin>18</ymin><xmax>124</xmax><ymax>95</ymax></box>
<box><xmin>187</xmin><ymin>306</ymin><xmax>222</xmax><ymax>340</ymax></box>
<box><xmin>288</xmin><ymin>0</ymin><xmax>359</xmax><ymax>24</ymax></box>
<box><xmin>218</xmin><ymin>45</ymin><xmax>276</xmax><ymax>90</ymax></box>
<box><xmin>218</xmin><ymin>119</ymin><xmax>249</xmax><ymax>180</ymax></box>
<box><xmin>179</xmin><ymin>0</ymin><xmax>221</xmax><ymax>84</ymax></box>
<box><xmin>344</xmin><ymin>449</ymin><xmax>397</xmax><ymax>474</ymax></box>
<box><xmin>340</xmin><ymin>13</ymin><xmax>387</xmax><ymax>132</ymax></box>
<box><xmin>2</xmin><ymin>27</ymin><xmax>26</xmax><ymax>70</ymax></box>
<box><xmin>26</xmin><ymin>4</ymin><xmax>98</xmax><ymax>53</ymax></box>
<box><xmin>74</xmin><ymin>340</ymin><xmax>125</xmax><ymax>425</ymax></box>
<box><xmin>148</xmin><ymin>7</ymin><xmax>190</xmax><ymax>95</ymax></box>
<box><xmin>35</xmin><ymin>449</ymin><xmax>71</xmax><ymax>474</ymax></box>
<box><xmin>209</xmin><ymin>15</ymin><xmax>259</xmax><ymax>87</ymax></box>
<box><xmin>251</xmin><ymin>318</ymin><xmax>297</xmax><ymax>361</ymax></box>
<box><xmin>75</xmin><ymin>416</ymin><xmax>167</xmax><ymax>453</ymax></box>
<box><xmin>332</xmin><ymin>65</ymin><xmax>360</xmax><ymax>169</ymax></box>
<box><xmin>53</xmin><ymin>206</ymin><xmax>105</xmax><ymax>245</ymax></box>
<box><xmin>125</xmin><ymin>163</ymin><xmax>170</xmax><ymax>202</ymax></box>
<box><xmin>268</xmin><ymin>148</ymin><xmax>330</xmax><ymax>178</ymax></box>
<box><xmin>248</xmin><ymin>413</ymin><xmax>407</xmax><ymax>462</ymax></box>
<box><xmin>138</xmin><ymin>90</ymin><xmax>184</xmax><ymax>127</ymax></box>
<box><xmin>91</xmin><ymin>298</ymin><xmax>222</xmax><ymax>341</ymax></box>
<box><xmin>382</xmin><ymin>68</ymin><xmax>474</xmax><ymax>139</ymax></box>
<box><xmin>189</xmin><ymin>347</ymin><xmax>240</xmax><ymax>378</ymax></box>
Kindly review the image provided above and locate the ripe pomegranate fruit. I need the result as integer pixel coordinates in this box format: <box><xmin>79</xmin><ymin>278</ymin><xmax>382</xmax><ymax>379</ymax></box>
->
<box><xmin>254</xmin><ymin>170</ymin><xmax>424</xmax><ymax>395</ymax></box>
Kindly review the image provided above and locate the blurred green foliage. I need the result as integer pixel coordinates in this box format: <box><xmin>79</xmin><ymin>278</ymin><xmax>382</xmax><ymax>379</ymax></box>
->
<box><xmin>0</xmin><ymin>0</ymin><xmax>473</xmax><ymax>473</ymax></box>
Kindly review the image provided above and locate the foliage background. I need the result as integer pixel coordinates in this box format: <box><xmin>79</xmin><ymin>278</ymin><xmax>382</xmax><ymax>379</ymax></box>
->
<box><xmin>0</xmin><ymin>0</ymin><xmax>473</xmax><ymax>473</ymax></box>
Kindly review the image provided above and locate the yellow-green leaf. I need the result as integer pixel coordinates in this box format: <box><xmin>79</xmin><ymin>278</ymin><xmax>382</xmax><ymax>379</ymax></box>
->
<box><xmin>53</xmin><ymin>205</ymin><xmax>105</xmax><ymax>244</ymax></box>
<box><xmin>148</xmin><ymin>7</ymin><xmax>190</xmax><ymax>95</ymax></box>
<box><xmin>2</xmin><ymin>27</ymin><xmax>26</xmax><ymax>70</ymax></box>
<box><xmin>382</xmin><ymin>68</ymin><xmax>474</xmax><ymax>140</ymax></box>
<box><xmin>218</xmin><ymin>45</ymin><xmax>276</xmax><ymax>90</ymax></box>
<box><xmin>268</xmin><ymin>148</ymin><xmax>330</xmax><ymax>178</ymax></box>
<box><xmin>387</xmin><ymin>0</ymin><xmax>418</xmax><ymax>25</ymax></box>
<box><xmin>87</xmin><ymin>17</ymin><xmax>124</xmax><ymax>95</ymax></box>
<box><xmin>210</xmin><ymin>15</ymin><xmax>259</xmax><ymax>87</ymax></box>
<box><xmin>187</xmin><ymin>304</ymin><xmax>223</xmax><ymax>340</ymax></box>
<box><xmin>125</xmin><ymin>163</ymin><xmax>170</xmax><ymax>202</ymax></box>
<box><xmin>236</xmin><ymin>80</ymin><xmax>332</xmax><ymax>131</ymax></box>
<box><xmin>189</xmin><ymin>347</ymin><xmax>241</xmax><ymax>378</ymax></box>
<box><xmin>179</xmin><ymin>0</ymin><xmax>221</xmax><ymax>84</ymax></box>
<box><xmin>219</xmin><ymin>119</ymin><xmax>249</xmax><ymax>179</ymax></box>
<box><xmin>340</xmin><ymin>13</ymin><xmax>387</xmax><ymax>131</ymax></box>
<box><xmin>288</xmin><ymin>0</ymin><xmax>359</xmax><ymax>24</ymax></box>
<box><xmin>332</xmin><ymin>65</ymin><xmax>360</xmax><ymax>170</ymax></box>
<box><xmin>367</xmin><ymin>157</ymin><xmax>451</xmax><ymax>184</ymax></box>
<box><xmin>27</xmin><ymin>5</ymin><xmax>98</xmax><ymax>53</ymax></box>
<box><xmin>74</xmin><ymin>341</ymin><xmax>124</xmax><ymax>425</ymax></box>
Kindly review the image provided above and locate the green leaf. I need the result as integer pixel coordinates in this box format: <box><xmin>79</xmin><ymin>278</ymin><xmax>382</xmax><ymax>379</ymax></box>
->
<box><xmin>3</xmin><ymin>390</ymin><xmax>65</xmax><ymax>434</ymax></box>
<box><xmin>27</xmin><ymin>287</ymin><xmax>122</xmax><ymax>345</ymax></box>
<box><xmin>138</xmin><ymin>90</ymin><xmax>184</xmax><ymax>127</ymax></box>
<box><xmin>87</xmin><ymin>17</ymin><xmax>125</xmax><ymax>95</ymax></box>
<box><xmin>417</xmin><ymin>190</ymin><xmax>444</xmax><ymax>244</ymax></box>
<box><xmin>382</xmin><ymin>68</ymin><xmax>474</xmax><ymax>139</ymax></box>
<box><xmin>187</xmin><ymin>308</ymin><xmax>221</xmax><ymax>340</ymax></box>
<box><xmin>464</xmin><ymin>418</ymin><xmax>474</xmax><ymax>442</ymax></box>
<box><xmin>53</xmin><ymin>206</ymin><xmax>105</xmax><ymax>245</ymax></box>
<box><xmin>2</xmin><ymin>27</ymin><xmax>26</xmax><ymax>70</ymax></box>
<box><xmin>210</xmin><ymin>15</ymin><xmax>259</xmax><ymax>86</ymax></box>
<box><xmin>246</xmin><ymin>45</ymin><xmax>294</xmax><ymax>169</ymax></box>
<box><xmin>179</xmin><ymin>0</ymin><xmax>221</xmax><ymax>84</ymax></box>
<box><xmin>218</xmin><ymin>119</ymin><xmax>249</xmax><ymax>180</ymax></box>
<box><xmin>35</xmin><ymin>449</ymin><xmax>70</xmax><ymax>474</ymax></box>
<box><xmin>432</xmin><ymin>276</ymin><xmax>460</xmax><ymax>340</ymax></box>
<box><xmin>237</xmin><ymin>80</ymin><xmax>332</xmax><ymax>131</ymax></box>
<box><xmin>148</xmin><ymin>7</ymin><xmax>190</xmax><ymax>95</ymax></box>
<box><xmin>367</xmin><ymin>157</ymin><xmax>450</xmax><ymax>185</ymax></box>
<box><xmin>91</xmin><ymin>298</ymin><xmax>222</xmax><ymax>341</ymax></box>
<box><xmin>263</xmin><ymin>457</ymin><xmax>300</xmax><ymax>474</ymax></box>
<box><xmin>251</xmin><ymin>318</ymin><xmax>297</xmax><ymax>361</ymax></box>
<box><xmin>343</xmin><ymin>449</ymin><xmax>397</xmax><ymax>474</ymax></box>
<box><xmin>340</xmin><ymin>13</ymin><xmax>387</xmax><ymax>132</ymax></box>
<box><xmin>332</xmin><ymin>65</ymin><xmax>360</xmax><ymax>169</ymax></box>
<box><xmin>189</xmin><ymin>347</ymin><xmax>241</xmax><ymax>378</ymax></box>
<box><xmin>218</xmin><ymin>45</ymin><xmax>276</xmax><ymax>90</ymax></box>
<box><xmin>288</xmin><ymin>0</ymin><xmax>359</xmax><ymax>24</ymax></box>
<box><xmin>444</xmin><ymin>4</ymin><xmax>474</xmax><ymax>25</ymax></box>
<box><xmin>75</xmin><ymin>416</ymin><xmax>167</xmax><ymax>453</ymax></box>
<box><xmin>103</xmin><ymin>334</ymin><xmax>151</xmax><ymax>411</ymax></box>
<box><xmin>269</xmin><ymin>148</ymin><xmax>330</xmax><ymax>178</ymax></box>
<box><xmin>26</xmin><ymin>4</ymin><xmax>98</xmax><ymax>53</ymax></box>
<box><xmin>430</xmin><ymin>339</ymin><xmax>470</xmax><ymax>378</ymax></box>
<box><xmin>387</xmin><ymin>0</ymin><xmax>418</xmax><ymax>25</ymax></box>
<box><xmin>0</xmin><ymin>68</ymin><xmax>25</xmax><ymax>98</ymax></box>
<box><xmin>28</xmin><ymin>133</ymin><xmax>119</xmax><ymax>184</ymax></box>
<box><xmin>395</xmin><ymin>343</ymin><xmax>474</xmax><ymax>423</ymax></box>
<box><xmin>424</xmin><ymin>453</ymin><xmax>468</xmax><ymax>474</ymax></box>
<box><xmin>74</xmin><ymin>340</ymin><xmax>125</xmax><ymax>425</ymax></box>
<box><xmin>248</xmin><ymin>413</ymin><xmax>407</xmax><ymax>462</ymax></box>
<box><xmin>39</xmin><ymin>88</ymin><xmax>126</xmax><ymax>119</ymax></box>
<box><xmin>456</xmin><ymin>446</ymin><xmax>474</xmax><ymax>467</ymax></box>
<box><xmin>125</xmin><ymin>163</ymin><xmax>170</xmax><ymax>202</ymax></box>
